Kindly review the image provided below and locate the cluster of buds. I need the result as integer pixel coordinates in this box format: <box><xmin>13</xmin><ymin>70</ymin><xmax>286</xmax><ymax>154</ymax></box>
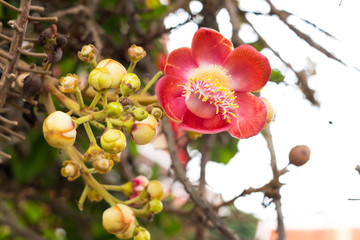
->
<box><xmin>102</xmin><ymin>176</ymin><xmax>165</xmax><ymax>239</ymax></box>
<box><xmin>43</xmin><ymin>41</ymin><xmax>163</xmax><ymax>240</ymax></box>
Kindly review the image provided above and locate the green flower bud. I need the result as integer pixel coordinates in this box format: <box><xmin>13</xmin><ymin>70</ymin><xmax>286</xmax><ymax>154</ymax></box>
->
<box><xmin>131</xmin><ymin>114</ymin><xmax>158</xmax><ymax>145</ymax></box>
<box><xmin>146</xmin><ymin>180</ymin><xmax>165</xmax><ymax>200</ymax></box>
<box><xmin>96</xmin><ymin>59</ymin><xmax>127</xmax><ymax>89</ymax></box>
<box><xmin>146</xmin><ymin>199</ymin><xmax>163</xmax><ymax>215</ymax></box>
<box><xmin>131</xmin><ymin>107</ymin><xmax>148</xmax><ymax>121</ymax></box>
<box><xmin>43</xmin><ymin>111</ymin><xmax>76</xmax><ymax>149</ymax></box>
<box><xmin>102</xmin><ymin>204</ymin><xmax>135</xmax><ymax>235</ymax></box>
<box><xmin>88</xmin><ymin>67</ymin><xmax>112</xmax><ymax>91</ymax></box>
<box><xmin>133</xmin><ymin>227</ymin><xmax>151</xmax><ymax>240</ymax></box>
<box><xmin>107</xmin><ymin>102</ymin><xmax>124</xmax><ymax>118</ymax></box>
<box><xmin>120</xmin><ymin>73</ymin><xmax>141</xmax><ymax>96</ymax></box>
<box><xmin>101</xmin><ymin>129</ymin><xmax>126</xmax><ymax>154</ymax></box>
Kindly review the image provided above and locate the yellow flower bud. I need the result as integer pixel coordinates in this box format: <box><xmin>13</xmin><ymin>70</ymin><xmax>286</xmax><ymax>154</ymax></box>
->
<box><xmin>87</xmin><ymin>189</ymin><xmax>103</xmax><ymax>202</ymax></box>
<box><xmin>146</xmin><ymin>180</ymin><xmax>165</xmax><ymax>200</ymax></box>
<box><xmin>60</xmin><ymin>160</ymin><xmax>80</xmax><ymax>181</ymax></box>
<box><xmin>120</xmin><ymin>73</ymin><xmax>141</xmax><ymax>96</ymax></box>
<box><xmin>151</xmin><ymin>107</ymin><xmax>163</xmax><ymax>120</ymax></box>
<box><xmin>97</xmin><ymin>59</ymin><xmax>127</xmax><ymax>89</ymax></box>
<box><xmin>131</xmin><ymin>114</ymin><xmax>158</xmax><ymax>145</ymax></box>
<box><xmin>106</xmin><ymin>152</ymin><xmax>122</xmax><ymax>163</ymax></box>
<box><xmin>133</xmin><ymin>227</ymin><xmax>151</xmax><ymax>240</ymax></box>
<box><xmin>59</xmin><ymin>73</ymin><xmax>78</xmax><ymax>93</ymax></box>
<box><xmin>115</xmin><ymin>225</ymin><xmax>136</xmax><ymax>239</ymax></box>
<box><xmin>260</xmin><ymin>97</ymin><xmax>274</xmax><ymax>129</ymax></box>
<box><xmin>78</xmin><ymin>44</ymin><xmax>97</xmax><ymax>63</ymax></box>
<box><xmin>128</xmin><ymin>44</ymin><xmax>146</xmax><ymax>62</ymax></box>
<box><xmin>88</xmin><ymin>67</ymin><xmax>113</xmax><ymax>91</ymax></box>
<box><xmin>43</xmin><ymin>111</ymin><xmax>76</xmax><ymax>149</ymax></box>
<box><xmin>92</xmin><ymin>158</ymin><xmax>114</xmax><ymax>174</ymax></box>
<box><xmin>101</xmin><ymin>129</ymin><xmax>126</xmax><ymax>154</ymax></box>
<box><xmin>102</xmin><ymin>204</ymin><xmax>136</xmax><ymax>235</ymax></box>
<box><xmin>107</xmin><ymin>102</ymin><xmax>124</xmax><ymax>118</ymax></box>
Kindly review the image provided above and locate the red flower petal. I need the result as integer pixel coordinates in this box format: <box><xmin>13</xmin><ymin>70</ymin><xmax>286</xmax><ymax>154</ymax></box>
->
<box><xmin>191</xmin><ymin>28</ymin><xmax>233</xmax><ymax>67</ymax></box>
<box><xmin>228</xmin><ymin>92</ymin><xmax>267</xmax><ymax>139</ymax></box>
<box><xmin>165</xmin><ymin>47</ymin><xmax>198</xmax><ymax>80</ymax></box>
<box><xmin>155</xmin><ymin>76</ymin><xmax>187</xmax><ymax>122</ymax></box>
<box><xmin>179</xmin><ymin>110</ymin><xmax>230</xmax><ymax>134</ymax></box>
<box><xmin>223</xmin><ymin>45</ymin><xmax>271</xmax><ymax>92</ymax></box>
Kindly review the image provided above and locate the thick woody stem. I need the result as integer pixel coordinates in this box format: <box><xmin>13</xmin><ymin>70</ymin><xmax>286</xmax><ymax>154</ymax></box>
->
<box><xmin>0</xmin><ymin>0</ymin><xmax>31</xmax><ymax>110</ymax></box>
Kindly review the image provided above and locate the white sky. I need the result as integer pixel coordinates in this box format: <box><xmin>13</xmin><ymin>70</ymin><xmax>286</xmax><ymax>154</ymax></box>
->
<box><xmin>161</xmin><ymin>0</ymin><xmax>360</xmax><ymax>231</ymax></box>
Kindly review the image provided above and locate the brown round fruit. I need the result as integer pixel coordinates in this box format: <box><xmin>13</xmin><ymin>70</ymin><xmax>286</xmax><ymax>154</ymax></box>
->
<box><xmin>289</xmin><ymin>145</ymin><xmax>311</xmax><ymax>167</ymax></box>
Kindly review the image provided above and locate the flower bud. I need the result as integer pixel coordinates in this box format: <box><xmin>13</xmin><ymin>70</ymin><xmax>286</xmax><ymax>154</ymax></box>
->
<box><xmin>146</xmin><ymin>180</ymin><xmax>165</xmax><ymax>200</ymax></box>
<box><xmin>132</xmin><ymin>175</ymin><xmax>149</xmax><ymax>197</ymax></box>
<box><xmin>93</xmin><ymin>158</ymin><xmax>114</xmax><ymax>174</ymax></box>
<box><xmin>131</xmin><ymin>114</ymin><xmax>158</xmax><ymax>145</ymax></box>
<box><xmin>59</xmin><ymin>73</ymin><xmax>78</xmax><ymax>93</ymax></box>
<box><xmin>87</xmin><ymin>189</ymin><xmax>103</xmax><ymax>202</ymax></box>
<box><xmin>60</xmin><ymin>160</ymin><xmax>80</xmax><ymax>181</ymax></box>
<box><xmin>88</xmin><ymin>67</ymin><xmax>113</xmax><ymax>91</ymax></box>
<box><xmin>131</xmin><ymin>107</ymin><xmax>148</xmax><ymax>121</ymax></box>
<box><xmin>151</xmin><ymin>107</ymin><xmax>163</xmax><ymax>120</ymax></box>
<box><xmin>106</xmin><ymin>152</ymin><xmax>122</xmax><ymax>163</ymax></box>
<box><xmin>120</xmin><ymin>73</ymin><xmax>141</xmax><ymax>96</ymax></box>
<box><xmin>289</xmin><ymin>145</ymin><xmax>311</xmax><ymax>167</ymax></box>
<box><xmin>107</xmin><ymin>102</ymin><xmax>124</xmax><ymax>118</ymax></box>
<box><xmin>102</xmin><ymin>204</ymin><xmax>135</xmax><ymax>235</ymax></box>
<box><xmin>261</xmin><ymin>97</ymin><xmax>274</xmax><ymax>128</ymax></box>
<box><xmin>97</xmin><ymin>59</ymin><xmax>127</xmax><ymax>89</ymax></box>
<box><xmin>146</xmin><ymin>199</ymin><xmax>163</xmax><ymax>215</ymax></box>
<box><xmin>133</xmin><ymin>227</ymin><xmax>151</xmax><ymax>240</ymax></box>
<box><xmin>101</xmin><ymin>129</ymin><xmax>126</xmax><ymax>154</ymax></box>
<box><xmin>115</xmin><ymin>226</ymin><xmax>136</xmax><ymax>240</ymax></box>
<box><xmin>78</xmin><ymin>44</ymin><xmax>97</xmax><ymax>63</ymax></box>
<box><xmin>43</xmin><ymin>111</ymin><xmax>76</xmax><ymax>149</ymax></box>
<box><xmin>84</xmin><ymin>143</ymin><xmax>105</xmax><ymax>161</ymax></box>
<box><xmin>128</xmin><ymin>44</ymin><xmax>146</xmax><ymax>62</ymax></box>
<box><xmin>129</xmin><ymin>176</ymin><xmax>149</xmax><ymax>206</ymax></box>
<box><xmin>187</xmin><ymin>131</ymin><xmax>202</xmax><ymax>140</ymax></box>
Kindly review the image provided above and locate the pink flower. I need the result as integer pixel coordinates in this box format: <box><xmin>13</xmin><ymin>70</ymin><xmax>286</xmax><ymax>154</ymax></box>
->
<box><xmin>155</xmin><ymin>28</ymin><xmax>271</xmax><ymax>139</ymax></box>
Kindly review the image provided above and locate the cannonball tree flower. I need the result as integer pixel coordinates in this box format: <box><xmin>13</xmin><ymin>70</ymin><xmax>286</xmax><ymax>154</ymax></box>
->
<box><xmin>155</xmin><ymin>28</ymin><xmax>271</xmax><ymax>139</ymax></box>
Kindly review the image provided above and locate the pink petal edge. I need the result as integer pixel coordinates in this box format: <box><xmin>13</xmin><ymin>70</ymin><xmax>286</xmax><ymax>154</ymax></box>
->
<box><xmin>228</xmin><ymin>92</ymin><xmax>267</xmax><ymax>139</ymax></box>
<box><xmin>155</xmin><ymin>75</ymin><xmax>188</xmax><ymax>122</ymax></box>
<box><xmin>223</xmin><ymin>44</ymin><xmax>271</xmax><ymax>92</ymax></box>
<box><xmin>191</xmin><ymin>28</ymin><xmax>233</xmax><ymax>67</ymax></box>
<box><xmin>164</xmin><ymin>47</ymin><xmax>198</xmax><ymax>80</ymax></box>
<box><xmin>179</xmin><ymin>109</ymin><xmax>230</xmax><ymax>134</ymax></box>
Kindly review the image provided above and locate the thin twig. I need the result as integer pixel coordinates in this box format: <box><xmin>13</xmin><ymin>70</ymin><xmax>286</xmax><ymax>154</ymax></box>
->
<box><xmin>262</xmin><ymin>126</ymin><xmax>286</xmax><ymax>240</ymax></box>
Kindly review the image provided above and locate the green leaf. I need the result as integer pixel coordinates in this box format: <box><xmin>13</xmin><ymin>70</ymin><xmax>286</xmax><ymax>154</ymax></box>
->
<box><xmin>269</xmin><ymin>69</ymin><xmax>285</xmax><ymax>84</ymax></box>
<box><xmin>210</xmin><ymin>134</ymin><xmax>239</xmax><ymax>165</ymax></box>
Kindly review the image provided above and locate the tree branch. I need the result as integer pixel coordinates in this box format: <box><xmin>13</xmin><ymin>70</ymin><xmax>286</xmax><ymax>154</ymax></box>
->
<box><xmin>162</xmin><ymin>119</ymin><xmax>241</xmax><ymax>240</ymax></box>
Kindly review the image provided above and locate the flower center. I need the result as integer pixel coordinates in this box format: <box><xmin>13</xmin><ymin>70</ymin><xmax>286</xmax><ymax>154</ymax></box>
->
<box><xmin>182</xmin><ymin>71</ymin><xmax>238</xmax><ymax>122</ymax></box>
